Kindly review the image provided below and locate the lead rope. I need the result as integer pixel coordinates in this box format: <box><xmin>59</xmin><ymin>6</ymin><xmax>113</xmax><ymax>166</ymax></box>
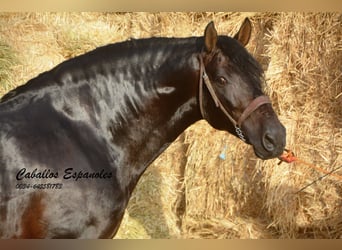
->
<box><xmin>278</xmin><ymin>149</ymin><xmax>342</xmax><ymax>193</ymax></box>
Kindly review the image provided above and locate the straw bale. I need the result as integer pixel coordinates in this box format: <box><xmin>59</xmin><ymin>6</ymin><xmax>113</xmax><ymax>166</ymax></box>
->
<box><xmin>0</xmin><ymin>13</ymin><xmax>64</xmax><ymax>95</ymax></box>
<box><xmin>0</xmin><ymin>12</ymin><xmax>341</xmax><ymax>239</ymax></box>
<box><xmin>182</xmin><ymin>216</ymin><xmax>275</xmax><ymax>239</ymax></box>
<box><xmin>0</xmin><ymin>39</ymin><xmax>17</xmax><ymax>96</ymax></box>
<box><xmin>260</xmin><ymin>12</ymin><xmax>342</xmax><ymax>238</ymax></box>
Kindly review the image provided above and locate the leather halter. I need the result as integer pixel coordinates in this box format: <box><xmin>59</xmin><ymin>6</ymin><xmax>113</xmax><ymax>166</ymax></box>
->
<box><xmin>198</xmin><ymin>55</ymin><xmax>271</xmax><ymax>142</ymax></box>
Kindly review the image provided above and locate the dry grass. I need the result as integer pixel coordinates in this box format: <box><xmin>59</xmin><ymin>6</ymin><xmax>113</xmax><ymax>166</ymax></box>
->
<box><xmin>0</xmin><ymin>39</ymin><xmax>17</xmax><ymax>94</ymax></box>
<box><xmin>0</xmin><ymin>12</ymin><xmax>340</xmax><ymax>239</ymax></box>
<box><xmin>261</xmin><ymin>12</ymin><xmax>342</xmax><ymax>238</ymax></box>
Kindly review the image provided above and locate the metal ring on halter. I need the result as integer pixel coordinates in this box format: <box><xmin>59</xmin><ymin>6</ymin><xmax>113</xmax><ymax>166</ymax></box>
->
<box><xmin>235</xmin><ymin>125</ymin><xmax>246</xmax><ymax>142</ymax></box>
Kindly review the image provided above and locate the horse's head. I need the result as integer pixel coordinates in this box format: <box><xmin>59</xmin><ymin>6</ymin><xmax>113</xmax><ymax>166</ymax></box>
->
<box><xmin>199</xmin><ymin>19</ymin><xmax>286</xmax><ymax>159</ymax></box>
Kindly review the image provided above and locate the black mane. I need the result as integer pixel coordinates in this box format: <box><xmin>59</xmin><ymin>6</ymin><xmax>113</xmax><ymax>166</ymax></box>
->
<box><xmin>218</xmin><ymin>36</ymin><xmax>264</xmax><ymax>92</ymax></box>
<box><xmin>0</xmin><ymin>36</ymin><xmax>201</xmax><ymax>104</ymax></box>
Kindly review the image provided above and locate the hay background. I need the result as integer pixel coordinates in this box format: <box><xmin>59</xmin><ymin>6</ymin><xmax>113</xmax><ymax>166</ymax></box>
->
<box><xmin>0</xmin><ymin>12</ymin><xmax>341</xmax><ymax>239</ymax></box>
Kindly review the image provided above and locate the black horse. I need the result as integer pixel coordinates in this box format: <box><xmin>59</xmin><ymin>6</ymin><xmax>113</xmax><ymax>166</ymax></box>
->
<box><xmin>0</xmin><ymin>18</ymin><xmax>285</xmax><ymax>238</ymax></box>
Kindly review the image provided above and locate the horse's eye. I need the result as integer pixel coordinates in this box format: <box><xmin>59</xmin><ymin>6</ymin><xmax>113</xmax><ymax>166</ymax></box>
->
<box><xmin>217</xmin><ymin>76</ymin><xmax>228</xmax><ymax>86</ymax></box>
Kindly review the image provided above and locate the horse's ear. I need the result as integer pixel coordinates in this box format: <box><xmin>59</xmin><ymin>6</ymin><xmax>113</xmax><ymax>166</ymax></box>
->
<box><xmin>233</xmin><ymin>18</ymin><xmax>252</xmax><ymax>47</ymax></box>
<box><xmin>204</xmin><ymin>21</ymin><xmax>217</xmax><ymax>53</ymax></box>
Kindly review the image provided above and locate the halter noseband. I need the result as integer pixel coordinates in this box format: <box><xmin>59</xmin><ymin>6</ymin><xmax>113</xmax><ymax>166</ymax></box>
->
<box><xmin>198</xmin><ymin>55</ymin><xmax>271</xmax><ymax>142</ymax></box>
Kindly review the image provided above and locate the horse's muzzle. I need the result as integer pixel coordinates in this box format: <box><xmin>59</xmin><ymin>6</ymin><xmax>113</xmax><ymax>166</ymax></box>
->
<box><xmin>254</xmin><ymin>123</ymin><xmax>286</xmax><ymax>160</ymax></box>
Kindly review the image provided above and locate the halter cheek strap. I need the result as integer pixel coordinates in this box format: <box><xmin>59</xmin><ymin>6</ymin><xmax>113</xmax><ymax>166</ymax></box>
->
<box><xmin>198</xmin><ymin>55</ymin><xmax>271</xmax><ymax>142</ymax></box>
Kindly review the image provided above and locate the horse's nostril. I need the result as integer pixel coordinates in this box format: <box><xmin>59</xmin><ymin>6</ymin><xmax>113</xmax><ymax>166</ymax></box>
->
<box><xmin>262</xmin><ymin>133</ymin><xmax>276</xmax><ymax>152</ymax></box>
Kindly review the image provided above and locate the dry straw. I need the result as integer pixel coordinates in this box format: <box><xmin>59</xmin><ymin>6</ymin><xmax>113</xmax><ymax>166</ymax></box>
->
<box><xmin>0</xmin><ymin>39</ymin><xmax>17</xmax><ymax>95</ymax></box>
<box><xmin>0</xmin><ymin>12</ymin><xmax>340</xmax><ymax>238</ymax></box>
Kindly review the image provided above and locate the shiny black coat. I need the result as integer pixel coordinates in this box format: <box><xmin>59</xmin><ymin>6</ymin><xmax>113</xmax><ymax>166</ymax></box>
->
<box><xmin>0</xmin><ymin>21</ymin><xmax>285</xmax><ymax>238</ymax></box>
<box><xmin>0</xmin><ymin>37</ymin><xmax>203</xmax><ymax>238</ymax></box>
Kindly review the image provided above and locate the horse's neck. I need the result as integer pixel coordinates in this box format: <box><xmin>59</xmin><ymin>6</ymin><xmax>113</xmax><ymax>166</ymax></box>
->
<box><xmin>105</xmin><ymin>42</ymin><xmax>201</xmax><ymax>191</ymax></box>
